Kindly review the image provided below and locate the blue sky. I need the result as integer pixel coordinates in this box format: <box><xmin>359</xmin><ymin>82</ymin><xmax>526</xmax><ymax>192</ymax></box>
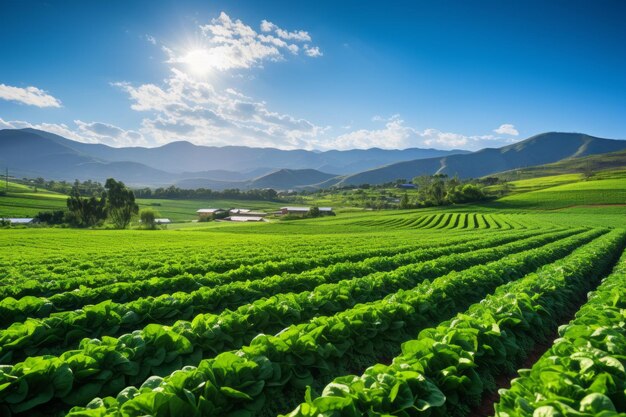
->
<box><xmin>1</xmin><ymin>0</ymin><xmax>625</xmax><ymax>150</ymax></box>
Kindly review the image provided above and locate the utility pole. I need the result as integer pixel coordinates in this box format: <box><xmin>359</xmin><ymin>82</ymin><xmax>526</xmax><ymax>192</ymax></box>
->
<box><xmin>5</xmin><ymin>168</ymin><xmax>7</xmax><ymax>191</ymax></box>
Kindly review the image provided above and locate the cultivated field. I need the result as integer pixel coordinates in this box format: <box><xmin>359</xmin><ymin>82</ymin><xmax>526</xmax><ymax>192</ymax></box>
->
<box><xmin>0</xmin><ymin>207</ymin><xmax>625</xmax><ymax>416</ymax></box>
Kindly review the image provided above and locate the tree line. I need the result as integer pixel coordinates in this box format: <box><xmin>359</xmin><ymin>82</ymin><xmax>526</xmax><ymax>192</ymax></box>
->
<box><xmin>35</xmin><ymin>178</ymin><xmax>139</xmax><ymax>228</ymax></box>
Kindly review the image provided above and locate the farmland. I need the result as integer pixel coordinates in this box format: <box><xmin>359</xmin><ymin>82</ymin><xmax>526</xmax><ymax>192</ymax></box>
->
<box><xmin>0</xmin><ymin>195</ymin><xmax>625</xmax><ymax>417</ymax></box>
<box><xmin>1</xmin><ymin>170</ymin><xmax>626</xmax><ymax>417</ymax></box>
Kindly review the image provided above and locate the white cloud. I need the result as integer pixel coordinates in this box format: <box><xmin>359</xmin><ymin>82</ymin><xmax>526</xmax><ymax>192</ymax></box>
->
<box><xmin>261</xmin><ymin>19</ymin><xmax>311</xmax><ymax>42</ymax></box>
<box><xmin>145</xmin><ymin>34</ymin><xmax>157</xmax><ymax>45</ymax></box>
<box><xmin>312</xmin><ymin>116</ymin><xmax>521</xmax><ymax>150</ymax></box>
<box><xmin>75</xmin><ymin>120</ymin><xmax>147</xmax><ymax>146</ymax></box>
<box><xmin>112</xmin><ymin>69</ymin><xmax>326</xmax><ymax>148</ymax></box>
<box><xmin>0</xmin><ymin>117</ymin><xmax>146</xmax><ymax>147</ymax></box>
<box><xmin>0</xmin><ymin>84</ymin><xmax>62</xmax><ymax>108</ymax></box>
<box><xmin>260</xmin><ymin>20</ymin><xmax>276</xmax><ymax>33</ymax></box>
<box><xmin>494</xmin><ymin>123</ymin><xmax>519</xmax><ymax>136</ymax></box>
<box><xmin>162</xmin><ymin>12</ymin><xmax>321</xmax><ymax>73</ymax></box>
<box><xmin>304</xmin><ymin>45</ymin><xmax>323</xmax><ymax>57</ymax></box>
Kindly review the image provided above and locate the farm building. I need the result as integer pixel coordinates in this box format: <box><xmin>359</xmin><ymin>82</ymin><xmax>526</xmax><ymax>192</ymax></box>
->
<box><xmin>155</xmin><ymin>218</ymin><xmax>171</xmax><ymax>224</ymax></box>
<box><xmin>2</xmin><ymin>218</ymin><xmax>34</xmax><ymax>224</ymax></box>
<box><xmin>229</xmin><ymin>209</ymin><xmax>267</xmax><ymax>217</ymax></box>
<box><xmin>279</xmin><ymin>207</ymin><xmax>334</xmax><ymax>216</ymax></box>
<box><xmin>398</xmin><ymin>183</ymin><xmax>417</xmax><ymax>189</ymax></box>
<box><xmin>280</xmin><ymin>206</ymin><xmax>310</xmax><ymax>215</ymax></box>
<box><xmin>196</xmin><ymin>208</ymin><xmax>226</xmax><ymax>220</ymax></box>
<box><xmin>227</xmin><ymin>216</ymin><xmax>265</xmax><ymax>222</ymax></box>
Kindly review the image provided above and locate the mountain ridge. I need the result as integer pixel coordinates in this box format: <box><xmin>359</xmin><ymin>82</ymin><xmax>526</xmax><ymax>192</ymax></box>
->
<box><xmin>329</xmin><ymin>132</ymin><xmax>626</xmax><ymax>186</ymax></box>
<box><xmin>2</xmin><ymin>129</ymin><xmax>626</xmax><ymax>190</ymax></box>
<box><xmin>1</xmin><ymin>128</ymin><xmax>466</xmax><ymax>189</ymax></box>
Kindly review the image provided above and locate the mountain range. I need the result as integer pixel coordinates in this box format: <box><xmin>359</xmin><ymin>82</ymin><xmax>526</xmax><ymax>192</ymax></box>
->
<box><xmin>1</xmin><ymin>128</ymin><xmax>625</xmax><ymax>190</ymax></box>
<box><xmin>0</xmin><ymin>128</ymin><xmax>466</xmax><ymax>188</ymax></box>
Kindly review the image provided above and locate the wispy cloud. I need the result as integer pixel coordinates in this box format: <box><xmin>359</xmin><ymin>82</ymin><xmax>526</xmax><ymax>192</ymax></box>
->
<box><xmin>0</xmin><ymin>118</ymin><xmax>146</xmax><ymax>147</ymax></box>
<box><xmin>494</xmin><ymin>123</ymin><xmax>519</xmax><ymax>136</ymax></box>
<box><xmin>312</xmin><ymin>116</ymin><xmax>521</xmax><ymax>150</ymax></box>
<box><xmin>0</xmin><ymin>84</ymin><xmax>62</xmax><ymax>108</ymax></box>
<box><xmin>304</xmin><ymin>45</ymin><xmax>323</xmax><ymax>57</ymax></box>
<box><xmin>113</xmin><ymin>69</ymin><xmax>326</xmax><ymax>148</ymax></box>
<box><xmin>162</xmin><ymin>12</ymin><xmax>322</xmax><ymax>72</ymax></box>
<box><xmin>260</xmin><ymin>19</ymin><xmax>312</xmax><ymax>42</ymax></box>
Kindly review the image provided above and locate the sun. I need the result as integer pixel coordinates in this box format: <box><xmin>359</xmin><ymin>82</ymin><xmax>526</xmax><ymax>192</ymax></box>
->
<box><xmin>181</xmin><ymin>48</ymin><xmax>214</xmax><ymax>76</ymax></box>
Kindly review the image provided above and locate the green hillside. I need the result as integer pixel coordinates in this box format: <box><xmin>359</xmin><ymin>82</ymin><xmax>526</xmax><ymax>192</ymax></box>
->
<box><xmin>0</xmin><ymin>181</ymin><xmax>67</xmax><ymax>217</ymax></box>
<box><xmin>492</xmin><ymin>148</ymin><xmax>626</xmax><ymax>181</ymax></box>
<box><xmin>493</xmin><ymin>174</ymin><xmax>626</xmax><ymax>210</ymax></box>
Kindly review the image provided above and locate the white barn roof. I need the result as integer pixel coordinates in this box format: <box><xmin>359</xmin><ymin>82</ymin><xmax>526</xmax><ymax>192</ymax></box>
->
<box><xmin>281</xmin><ymin>206</ymin><xmax>310</xmax><ymax>212</ymax></box>
<box><xmin>155</xmin><ymin>218</ymin><xmax>171</xmax><ymax>224</ymax></box>
<box><xmin>196</xmin><ymin>208</ymin><xmax>224</xmax><ymax>213</ymax></box>
<box><xmin>229</xmin><ymin>216</ymin><xmax>264</xmax><ymax>222</ymax></box>
<box><xmin>230</xmin><ymin>208</ymin><xmax>251</xmax><ymax>214</ymax></box>
<box><xmin>4</xmin><ymin>218</ymin><xmax>34</xmax><ymax>224</ymax></box>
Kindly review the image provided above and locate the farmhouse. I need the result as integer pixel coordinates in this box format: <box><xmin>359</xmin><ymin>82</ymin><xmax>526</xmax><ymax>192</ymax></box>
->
<box><xmin>227</xmin><ymin>216</ymin><xmax>265</xmax><ymax>222</ymax></box>
<box><xmin>229</xmin><ymin>209</ymin><xmax>267</xmax><ymax>217</ymax></box>
<box><xmin>229</xmin><ymin>208</ymin><xmax>250</xmax><ymax>215</ymax></box>
<box><xmin>2</xmin><ymin>218</ymin><xmax>34</xmax><ymax>224</ymax></box>
<box><xmin>155</xmin><ymin>218</ymin><xmax>171</xmax><ymax>224</ymax></box>
<box><xmin>196</xmin><ymin>208</ymin><xmax>226</xmax><ymax>220</ymax></box>
<box><xmin>280</xmin><ymin>206</ymin><xmax>310</xmax><ymax>215</ymax></box>
<box><xmin>279</xmin><ymin>207</ymin><xmax>334</xmax><ymax>216</ymax></box>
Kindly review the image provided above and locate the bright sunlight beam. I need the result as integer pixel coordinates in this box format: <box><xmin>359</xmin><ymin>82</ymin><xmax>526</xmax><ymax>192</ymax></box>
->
<box><xmin>181</xmin><ymin>49</ymin><xmax>214</xmax><ymax>76</ymax></box>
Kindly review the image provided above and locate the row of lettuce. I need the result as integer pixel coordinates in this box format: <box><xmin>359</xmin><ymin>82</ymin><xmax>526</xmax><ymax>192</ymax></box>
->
<box><xmin>277</xmin><ymin>229</ymin><xmax>626</xmax><ymax>417</ymax></box>
<box><xmin>0</xmin><ymin>229</ymin><xmax>583</xmax><ymax>415</ymax></box>
<box><xmin>0</xmin><ymin>229</ymin><xmax>599</xmax><ymax>416</ymax></box>
<box><xmin>494</xmin><ymin>247</ymin><xmax>626</xmax><ymax>416</ymax></box>
<box><xmin>0</xmin><ymin>231</ymin><xmax>510</xmax><ymax>326</ymax></box>
<box><xmin>0</xmin><ymin>233</ymin><xmax>434</xmax><ymax>300</ymax></box>
<box><xmin>0</xmin><ymin>229</ymin><xmax>543</xmax><ymax>364</ymax></box>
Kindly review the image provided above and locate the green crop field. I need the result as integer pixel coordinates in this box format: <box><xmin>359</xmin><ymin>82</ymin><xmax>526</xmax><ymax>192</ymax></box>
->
<box><xmin>1</xmin><ymin>173</ymin><xmax>626</xmax><ymax>417</ymax></box>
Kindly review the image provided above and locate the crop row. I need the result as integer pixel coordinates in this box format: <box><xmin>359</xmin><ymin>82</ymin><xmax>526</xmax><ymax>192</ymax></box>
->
<box><xmin>0</xmin><ymin>231</ymin><xmax>497</xmax><ymax>323</ymax></box>
<box><xmin>280</xmin><ymin>229</ymin><xmax>626</xmax><ymax>417</ymax></box>
<box><xmin>0</xmin><ymin>234</ymin><xmax>438</xmax><ymax>299</ymax></box>
<box><xmin>0</xmin><ymin>229</ymin><xmax>552</xmax><ymax>364</ymax></box>
<box><xmin>352</xmin><ymin>213</ymin><xmax>536</xmax><ymax>231</ymax></box>
<box><xmin>0</xmin><ymin>229</ymin><xmax>584</xmax><ymax>415</ymax></box>
<box><xmin>59</xmin><ymin>229</ymin><xmax>608</xmax><ymax>417</ymax></box>
<box><xmin>494</xmin><ymin>247</ymin><xmax>626</xmax><ymax>416</ymax></box>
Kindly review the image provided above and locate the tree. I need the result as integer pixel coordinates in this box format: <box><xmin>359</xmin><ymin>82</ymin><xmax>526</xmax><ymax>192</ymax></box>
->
<box><xmin>139</xmin><ymin>208</ymin><xmax>160</xmax><ymax>230</ymax></box>
<box><xmin>399</xmin><ymin>192</ymin><xmax>410</xmax><ymax>209</ymax></box>
<box><xmin>34</xmin><ymin>210</ymin><xmax>67</xmax><ymax>225</ymax></box>
<box><xmin>429</xmin><ymin>179</ymin><xmax>446</xmax><ymax>205</ymax></box>
<box><xmin>66</xmin><ymin>187</ymin><xmax>107</xmax><ymax>227</ymax></box>
<box><xmin>308</xmin><ymin>206</ymin><xmax>321</xmax><ymax>218</ymax></box>
<box><xmin>105</xmin><ymin>178</ymin><xmax>138</xmax><ymax>229</ymax></box>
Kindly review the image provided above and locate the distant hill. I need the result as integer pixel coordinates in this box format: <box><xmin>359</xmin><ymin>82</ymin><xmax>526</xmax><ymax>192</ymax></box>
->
<box><xmin>0</xmin><ymin>128</ymin><xmax>468</xmax><ymax>187</ymax></box>
<box><xmin>332</xmin><ymin>132</ymin><xmax>626</xmax><ymax>186</ymax></box>
<box><xmin>489</xmin><ymin>148</ymin><xmax>626</xmax><ymax>181</ymax></box>
<box><xmin>176</xmin><ymin>168</ymin><xmax>337</xmax><ymax>190</ymax></box>
<box><xmin>249</xmin><ymin>169</ymin><xmax>337</xmax><ymax>189</ymax></box>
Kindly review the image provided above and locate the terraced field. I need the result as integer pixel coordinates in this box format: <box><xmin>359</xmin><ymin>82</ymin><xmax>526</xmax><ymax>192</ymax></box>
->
<box><xmin>0</xmin><ymin>213</ymin><xmax>625</xmax><ymax>417</ymax></box>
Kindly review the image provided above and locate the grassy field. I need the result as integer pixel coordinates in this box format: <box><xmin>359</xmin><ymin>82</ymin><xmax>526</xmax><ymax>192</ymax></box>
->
<box><xmin>0</xmin><ymin>181</ymin><xmax>284</xmax><ymax>221</ymax></box>
<box><xmin>494</xmin><ymin>177</ymin><xmax>626</xmax><ymax>209</ymax></box>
